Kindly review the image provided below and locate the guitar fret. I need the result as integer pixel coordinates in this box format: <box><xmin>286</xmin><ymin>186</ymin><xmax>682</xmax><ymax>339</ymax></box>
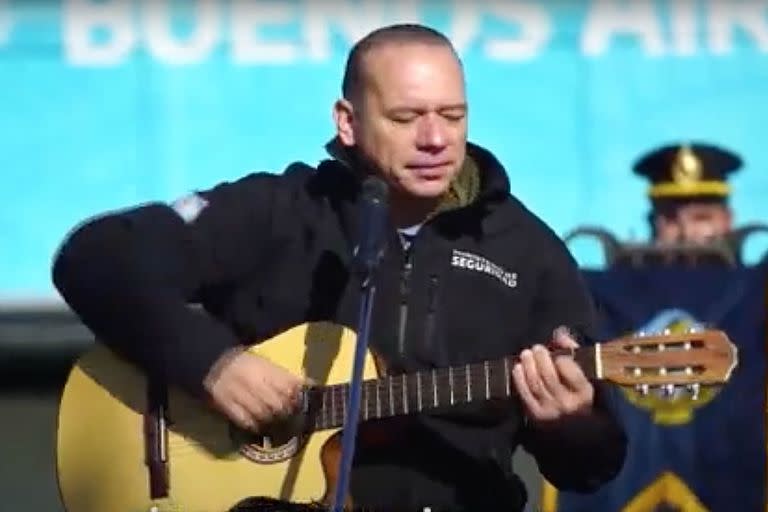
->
<box><xmin>322</xmin><ymin>390</ymin><xmax>327</xmax><ymax>428</ymax></box>
<box><xmin>363</xmin><ymin>382</ymin><xmax>368</xmax><ymax>420</ymax></box>
<box><xmin>335</xmin><ymin>387</ymin><xmax>340</xmax><ymax>425</ymax></box>
<box><xmin>465</xmin><ymin>364</ymin><xmax>471</xmax><ymax>402</ymax></box>
<box><xmin>330</xmin><ymin>389</ymin><xmax>334</xmax><ymax>425</ymax></box>
<box><xmin>402</xmin><ymin>374</ymin><xmax>408</xmax><ymax>414</ymax></box>
<box><xmin>449</xmin><ymin>366</ymin><xmax>454</xmax><ymax>405</ymax></box>
<box><xmin>417</xmin><ymin>372</ymin><xmax>423</xmax><ymax>411</ymax></box>
<box><xmin>345</xmin><ymin>387</ymin><xmax>349</xmax><ymax>424</ymax></box>
<box><xmin>330</xmin><ymin>387</ymin><xmax>336</xmax><ymax>425</ymax></box>
<box><xmin>330</xmin><ymin>388</ymin><xmax>336</xmax><ymax>426</ymax></box>
<box><xmin>432</xmin><ymin>369</ymin><xmax>438</xmax><ymax>407</ymax></box>
<box><xmin>388</xmin><ymin>377</ymin><xmax>394</xmax><ymax>416</ymax></box>
<box><xmin>376</xmin><ymin>380</ymin><xmax>381</xmax><ymax>418</ymax></box>
<box><xmin>504</xmin><ymin>358</ymin><xmax>511</xmax><ymax>396</ymax></box>
<box><xmin>484</xmin><ymin>361</ymin><xmax>490</xmax><ymax>399</ymax></box>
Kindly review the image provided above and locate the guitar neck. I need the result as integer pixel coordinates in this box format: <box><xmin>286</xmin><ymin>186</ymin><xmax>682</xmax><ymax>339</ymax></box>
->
<box><xmin>306</xmin><ymin>346</ymin><xmax>598</xmax><ymax>431</ymax></box>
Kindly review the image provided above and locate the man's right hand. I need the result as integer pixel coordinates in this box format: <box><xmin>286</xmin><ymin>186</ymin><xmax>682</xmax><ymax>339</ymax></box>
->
<box><xmin>204</xmin><ymin>350</ymin><xmax>308</xmax><ymax>432</ymax></box>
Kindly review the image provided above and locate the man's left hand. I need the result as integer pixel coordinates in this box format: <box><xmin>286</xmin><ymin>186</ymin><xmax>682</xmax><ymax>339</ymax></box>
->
<box><xmin>512</xmin><ymin>326</ymin><xmax>594</xmax><ymax>423</ymax></box>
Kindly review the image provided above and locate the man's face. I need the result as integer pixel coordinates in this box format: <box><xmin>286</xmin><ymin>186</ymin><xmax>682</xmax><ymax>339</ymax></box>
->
<box><xmin>334</xmin><ymin>42</ymin><xmax>468</xmax><ymax>200</ymax></box>
<box><xmin>654</xmin><ymin>202</ymin><xmax>733</xmax><ymax>244</ymax></box>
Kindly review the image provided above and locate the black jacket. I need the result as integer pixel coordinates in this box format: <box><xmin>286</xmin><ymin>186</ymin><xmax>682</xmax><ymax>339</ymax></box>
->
<box><xmin>53</xmin><ymin>142</ymin><xmax>626</xmax><ymax>511</ymax></box>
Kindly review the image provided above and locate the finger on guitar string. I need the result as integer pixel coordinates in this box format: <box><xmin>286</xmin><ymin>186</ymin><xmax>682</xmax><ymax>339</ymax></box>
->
<box><xmin>227</xmin><ymin>402</ymin><xmax>258</xmax><ymax>432</ymax></box>
<box><xmin>512</xmin><ymin>361</ymin><xmax>546</xmax><ymax>419</ymax></box>
<box><xmin>205</xmin><ymin>350</ymin><xmax>306</xmax><ymax>429</ymax></box>
<box><xmin>554</xmin><ymin>355</ymin><xmax>592</xmax><ymax>396</ymax></box>
<box><xmin>271</xmin><ymin>378</ymin><xmax>305</xmax><ymax>410</ymax></box>
<box><xmin>240</xmin><ymin>379</ymin><xmax>285</xmax><ymax>419</ymax></box>
<box><xmin>532</xmin><ymin>344</ymin><xmax>572</xmax><ymax>405</ymax></box>
<box><xmin>551</xmin><ymin>325</ymin><xmax>580</xmax><ymax>349</ymax></box>
<box><xmin>519</xmin><ymin>348</ymin><xmax>556</xmax><ymax>406</ymax></box>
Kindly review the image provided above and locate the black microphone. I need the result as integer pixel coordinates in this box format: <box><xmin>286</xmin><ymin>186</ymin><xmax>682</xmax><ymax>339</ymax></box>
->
<box><xmin>353</xmin><ymin>176</ymin><xmax>389</xmax><ymax>279</ymax></box>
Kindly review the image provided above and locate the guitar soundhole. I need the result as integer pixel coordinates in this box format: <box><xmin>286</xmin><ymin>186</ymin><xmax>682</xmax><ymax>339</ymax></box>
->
<box><xmin>230</xmin><ymin>413</ymin><xmax>308</xmax><ymax>464</ymax></box>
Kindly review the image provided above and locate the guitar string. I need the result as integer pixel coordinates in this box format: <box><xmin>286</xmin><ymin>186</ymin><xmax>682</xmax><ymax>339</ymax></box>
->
<box><xmin>164</xmin><ymin>348</ymin><xmax>590</xmax><ymax>447</ymax></box>
<box><xmin>164</xmin><ymin>369</ymin><xmax>515</xmax><ymax>453</ymax></box>
<box><xmin>161</xmin><ymin>354</ymin><xmax>582</xmax><ymax>452</ymax></box>
<box><xmin>164</xmin><ymin>365</ymin><xmax>705</xmax><ymax>454</ymax></box>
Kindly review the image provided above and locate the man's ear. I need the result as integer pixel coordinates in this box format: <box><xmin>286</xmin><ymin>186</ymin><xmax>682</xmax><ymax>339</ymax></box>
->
<box><xmin>333</xmin><ymin>98</ymin><xmax>355</xmax><ymax>146</ymax></box>
<box><xmin>723</xmin><ymin>205</ymin><xmax>734</xmax><ymax>230</ymax></box>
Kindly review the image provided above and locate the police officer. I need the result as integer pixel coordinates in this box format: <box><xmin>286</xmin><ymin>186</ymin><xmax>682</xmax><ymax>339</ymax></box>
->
<box><xmin>633</xmin><ymin>142</ymin><xmax>740</xmax><ymax>246</ymax></box>
<box><xmin>52</xmin><ymin>24</ymin><xmax>626</xmax><ymax>512</ymax></box>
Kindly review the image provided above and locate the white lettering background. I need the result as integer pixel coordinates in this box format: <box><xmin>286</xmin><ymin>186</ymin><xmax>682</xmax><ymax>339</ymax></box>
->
<box><xmin>1</xmin><ymin>0</ymin><xmax>767</xmax><ymax>299</ymax></box>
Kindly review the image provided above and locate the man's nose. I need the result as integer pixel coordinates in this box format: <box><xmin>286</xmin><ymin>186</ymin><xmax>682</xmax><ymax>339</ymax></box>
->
<box><xmin>684</xmin><ymin>221</ymin><xmax>716</xmax><ymax>243</ymax></box>
<box><xmin>415</xmin><ymin>115</ymin><xmax>448</xmax><ymax>152</ymax></box>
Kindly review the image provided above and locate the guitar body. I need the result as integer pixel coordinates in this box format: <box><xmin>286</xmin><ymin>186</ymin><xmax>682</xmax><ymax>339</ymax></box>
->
<box><xmin>56</xmin><ymin>322</ymin><xmax>379</xmax><ymax>512</ymax></box>
<box><xmin>57</xmin><ymin>318</ymin><xmax>736</xmax><ymax>512</ymax></box>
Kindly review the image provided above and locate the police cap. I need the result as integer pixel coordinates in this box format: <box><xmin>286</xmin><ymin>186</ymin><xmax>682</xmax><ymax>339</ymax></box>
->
<box><xmin>633</xmin><ymin>142</ymin><xmax>742</xmax><ymax>204</ymax></box>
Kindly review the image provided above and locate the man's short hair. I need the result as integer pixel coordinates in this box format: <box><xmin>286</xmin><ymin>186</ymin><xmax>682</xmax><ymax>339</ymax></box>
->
<box><xmin>341</xmin><ymin>24</ymin><xmax>458</xmax><ymax>101</ymax></box>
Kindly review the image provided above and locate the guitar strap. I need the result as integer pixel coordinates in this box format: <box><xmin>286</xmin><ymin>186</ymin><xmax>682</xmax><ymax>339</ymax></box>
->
<box><xmin>144</xmin><ymin>378</ymin><xmax>170</xmax><ymax>499</ymax></box>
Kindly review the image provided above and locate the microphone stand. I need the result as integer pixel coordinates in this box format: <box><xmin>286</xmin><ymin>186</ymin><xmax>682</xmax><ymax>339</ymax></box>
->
<box><xmin>329</xmin><ymin>267</ymin><xmax>378</xmax><ymax>512</ymax></box>
<box><xmin>329</xmin><ymin>177</ymin><xmax>388</xmax><ymax>512</ymax></box>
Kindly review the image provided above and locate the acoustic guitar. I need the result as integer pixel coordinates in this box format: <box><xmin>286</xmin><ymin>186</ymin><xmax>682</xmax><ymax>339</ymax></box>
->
<box><xmin>55</xmin><ymin>322</ymin><xmax>737</xmax><ymax>512</ymax></box>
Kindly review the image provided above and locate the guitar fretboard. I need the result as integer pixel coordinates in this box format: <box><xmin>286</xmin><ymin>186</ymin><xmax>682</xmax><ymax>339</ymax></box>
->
<box><xmin>302</xmin><ymin>347</ymin><xmax>596</xmax><ymax>431</ymax></box>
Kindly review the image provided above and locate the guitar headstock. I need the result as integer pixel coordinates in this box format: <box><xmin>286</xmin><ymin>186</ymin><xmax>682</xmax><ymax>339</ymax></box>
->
<box><xmin>595</xmin><ymin>328</ymin><xmax>738</xmax><ymax>399</ymax></box>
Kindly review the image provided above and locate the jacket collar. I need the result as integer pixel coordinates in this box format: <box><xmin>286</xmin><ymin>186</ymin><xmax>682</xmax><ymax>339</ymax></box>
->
<box><xmin>322</xmin><ymin>137</ymin><xmax>511</xmax><ymax>206</ymax></box>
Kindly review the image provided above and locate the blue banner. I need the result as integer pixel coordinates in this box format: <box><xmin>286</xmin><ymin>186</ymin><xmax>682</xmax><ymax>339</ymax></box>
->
<box><xmin>542</xmin><ymin>264</ymin><xmax>767</xmax><ymax>512</ymax></box>
<box><xmin>2</xmin><ymin>0</ymin><xmax>768</xmax><ymax>301</ymax></box>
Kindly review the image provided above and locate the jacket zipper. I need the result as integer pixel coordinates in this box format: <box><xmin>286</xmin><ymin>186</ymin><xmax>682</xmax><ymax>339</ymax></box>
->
<box><xmin>423</xmin><ymin>274</ymin><xmax>439</xmax><ymax>350</ymax></box>
<box><xmin>397</xmin><ymin>250</ymin><xmax>413</xmax><ymax>355</ymax></box>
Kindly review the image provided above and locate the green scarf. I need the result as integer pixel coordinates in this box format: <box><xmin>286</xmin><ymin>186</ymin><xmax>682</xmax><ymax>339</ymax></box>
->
<box><xmin>430</xmin><ymin>155</ymin><xmax>481</xmax><ymax>218</ymax></box>
<box><xmin>325</xmin><ymin>138</ymin><xmax>481</xmax><ymax>216</ymax></box>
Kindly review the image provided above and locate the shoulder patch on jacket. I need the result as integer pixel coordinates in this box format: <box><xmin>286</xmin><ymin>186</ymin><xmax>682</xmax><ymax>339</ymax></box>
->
<box><xmin>171</xmin><ymin>193</ymin><xmax>209</xmax><ymax>224</ymax></box>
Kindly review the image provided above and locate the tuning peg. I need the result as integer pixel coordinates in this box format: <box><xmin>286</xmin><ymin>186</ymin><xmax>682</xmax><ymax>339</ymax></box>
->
<box><xmin>635</xmin><ymin>330</ymin><xmax>646</xmax><ymax>338</ymax></box>
<box><xmin>662</xmin><ymin>328</ymin><xmax>671</xmax><ymax>335</ymax></box>
<box><xmin>686</xmin><ymin>325</ymin><xmax>702</xmax><ymax>333</ymax></box>
<box><xmin>686</xmin><ymin>383</ymin><xmax>701</xmax><ymax>400</ymax></box>
<box><xmin>661</xmin><ymin>384</ymin><xmax>676</xmax><ymax>397</ymax></box>
<box><xmin>635</xmin><ymin>384</ymin><xmax>649</xmax><ymax>396</ymax></box>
